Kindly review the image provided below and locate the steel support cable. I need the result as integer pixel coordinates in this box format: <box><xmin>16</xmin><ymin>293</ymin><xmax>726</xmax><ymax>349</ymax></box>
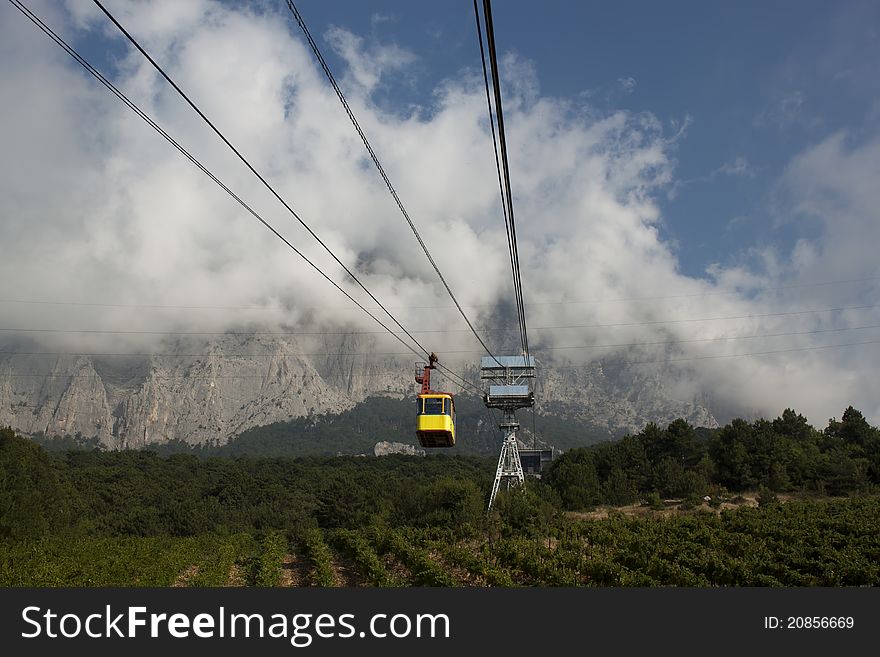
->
<box><xmin>2</xmin><ymin>369</ymin><xmax>486</xmax><ymax>386</ymax></box>
<box><xmin>478</xmin><ymin>0</ymin><xmax>525</xmax><ymax>346</ymax></box>
<box><xmin>37</xmin><ymin>51</ymin><xmax>481</xmax><ymax>400</ymax></box>
<box><xmin>6</xmin><ymin>322</ymin><xmax>880</xmax><ymax>357</ymax></box>
<box><xmin>475</xmin><ymin>0</ymin><xmax>529</xmax><ymax>357</ymax></box>
<box><xmin>548</xmin><ymin>338</ymin><xmax>880</xmax><ymax>367</ymax></box>
<box><xmin>91</xmin><ymin>0</ymin><xmax>432</xmax><ymax>361</ymax></box>
<box><xmin>483</xmin><ymin>0</ymin><xmax>529</xmax><ymax>358</ymax></box>
<box><xmin>284</xmin><ymin>1</ymin><xmax>507</xmax><ymax>370</ymax></box>
<box><xmin>4</xmin><ymin>302</ymin><xmax>880</xmax><ymax>337</ymax></box>
<box><xmin>530</xmin><ymin>406</ymin><xmax>538</xmax><ymax>450</ymax></box>
<box><xmin>6</xmin><ymin>302</ymin><xmax>880</xmax><ymax>340</ymax></box>
<box><xmin>474</xmin><ymin>0</ymin><xmax>522</xmax><ymax>353</ymax></box>
<box><xmin>8</xmin><ymin>0</ymin><xmax>426</xmax><ymax>361</ymax></box>
<box><xmin>435</xmin><ymin>361</ymin><xmax>482</xmax><ymax>396</ymax></box>
<box><xmin>472</xmin><ymin>0</ymin><xmax>521</xmax><ymax>359</ymax></box>
<box><xmin>11</xmin><ymin>337</ymin><xmax>880</xmax><ymax>378</ymax></box>
<box><xmin>3</xmin><ymin>273</ymin><xmax>879</xmax><ymax>311</ymax></box>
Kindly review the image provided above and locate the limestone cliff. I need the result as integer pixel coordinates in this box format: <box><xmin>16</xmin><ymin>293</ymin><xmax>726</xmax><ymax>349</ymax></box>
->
<box><xmin>0</xmin><ymin>333</ymin><xmax>717</xmax><ymax>448</ymax></box>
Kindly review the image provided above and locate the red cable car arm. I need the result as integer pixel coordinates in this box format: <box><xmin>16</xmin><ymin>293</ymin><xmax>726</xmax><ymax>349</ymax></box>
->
<box><xmin>415</xmin><ymin>352</ymin><xmax>439</xmax><ymax>394</ymax></box>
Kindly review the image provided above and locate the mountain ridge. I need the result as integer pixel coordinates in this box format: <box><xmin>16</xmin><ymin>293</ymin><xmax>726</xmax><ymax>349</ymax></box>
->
<box><xmin>0</xmin><ymin>333</ymin><xmax>717</xmax><ymax>449</ymax></box>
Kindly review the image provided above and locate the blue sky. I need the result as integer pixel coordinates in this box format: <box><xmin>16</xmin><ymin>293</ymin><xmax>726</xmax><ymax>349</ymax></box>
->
<box><xmin>2</xmin><ymin>0</ymin><xmax>880</xmax><ymax>424</ymax></box>
<box><xmin>292</xmin><ymin>0</ymin><xmax>880</xmax><ymax>277</ymax></box>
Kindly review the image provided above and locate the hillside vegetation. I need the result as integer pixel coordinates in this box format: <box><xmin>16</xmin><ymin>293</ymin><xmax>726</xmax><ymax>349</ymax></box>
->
<box><xmin>1</xmin><ymin>405</ymin><xmax>878</xmax><ymax>586</ymax></box>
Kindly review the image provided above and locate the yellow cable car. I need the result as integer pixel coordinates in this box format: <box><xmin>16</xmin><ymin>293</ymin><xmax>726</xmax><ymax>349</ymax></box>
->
<box><xmin>416</xmin><ymin>392</ymin><xmax>455</xmax><ymax>448</ymax></box>
<box><xmin>414</xmin><ymin>353</ymin><xmax>455</xmax><ymax>448</ymax></box>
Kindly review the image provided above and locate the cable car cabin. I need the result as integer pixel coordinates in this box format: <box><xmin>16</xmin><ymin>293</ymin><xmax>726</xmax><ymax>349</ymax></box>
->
<box><xmin>416</xmin><ymin>393</ymin><xmax>455</xmax><ymax>448</ymax></box>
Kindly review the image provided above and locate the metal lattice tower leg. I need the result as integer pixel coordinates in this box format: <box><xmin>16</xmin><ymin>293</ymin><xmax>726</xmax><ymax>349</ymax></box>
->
<box><xmin>488</xmin><ymin>412</ymin><xmax>524</xmax><ymax>511</ymax></box>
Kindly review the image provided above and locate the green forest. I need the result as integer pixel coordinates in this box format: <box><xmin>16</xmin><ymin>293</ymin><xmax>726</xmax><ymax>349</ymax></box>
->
<box><xmin>2</xmin><ymin>405</ymin><xmax>879</xmax><ymax>586</ymax></box>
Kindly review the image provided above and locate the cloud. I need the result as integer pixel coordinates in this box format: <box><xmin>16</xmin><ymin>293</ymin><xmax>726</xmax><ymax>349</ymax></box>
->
<box><xmin>370</xmin><ymin>12</ymin><xmax>395</xmax><ymax>27</ymax></box>
<box><xmin>754</xmin><ymin>90</ymin><xmax>822</xmax><ymax>132</ymax></box>
<box><xmin>1</xmin><ymin>1</ymin><xmax>879</xmax><ymax>426</ymax></box>
<box><xmin>617</xmin><ymin>76</ymin><xmax>636</xmax><ymax>94</ymax></box>
<box><xmin>667</xmin><ymin>154</ymin><xmax>753</xmax><ymax>199</ymax></box>
<box><xmin>712</xmin><ymin>156</ymin><xmax>755</xmax><ymax>179</ymax></box>
<box><xmin>324</xmin><ymin>24</ymin><xmax>417</xmax><ymax>93</ymax></box>
<box><xmin>776</xmin><ymin>131</ymin><xmax>880</xmax><ymax>287</ymax></box>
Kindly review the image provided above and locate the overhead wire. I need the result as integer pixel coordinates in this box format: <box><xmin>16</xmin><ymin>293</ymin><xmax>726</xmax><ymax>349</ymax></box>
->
<box><xmin>7</xmin><ymin>337</ymin><xmax>880</xmax><ymax>378</ymax></box>
<box><xmin>6</xmin><ymin>0</ymin><xmax>429</xmax><ymax>363</ymax></box>
<box><xmin>435</xmin><ymin>362</ymin><xmax>482</xmax><ymax>396</ymax></box>
<box><xmin>548</xmin><ymin>338</ymin><xmax>880</xmax><ymax>368</ymax></box>
<box><xmin>283</xmin><ymin>0</ymin><xmax>506</xmax><ymax>369</ymax></box>
<box><xmin>3</xmin><ymin>302</ymin><xmax>878</xmax><ymax>337</ymax></box>
<box><xmin>6</xmin><ymin>321</ymin><xmax>880</xmax><ymax>357</ymax></box>
<box><xmin>224</xmin><ymin>0</ymin><xmax>538</xmax><ymax>372</ymax></box>
<box><xmin>14</xmin><ymin>2</ymin><xmax>876</xmax><ymax>442</ymax></box>
<box><xmin>541</xmin><ymin>322</ymin><xmax>880</xmax><ymax>351</ymax></box>
<box><xmin>90</xmin><ymin>0</ymin><xmax>434</xmax><ymax>362</ymax></box>
<box><xmin>14</xmin><ymin>0</ymin><xmax>873</xmax><ymax>369</ymax></box>
<box><xmin>94</xmin><ymin>0</ymin><xmax>511</xmax><ymax>398</ymax></box>
<box><xmin>472</xmin><ymin>0</ymin><xmax>519</xmax><ymax>353</ymax></box>
<box><xmin>10</xmin><ymin>0</ymin><xmax>869</xmax><ymax>366</ymax></box>
<box><xmin>522</xmin><ymin>275</ymin><xmax>880</xmax><ymax>307</ymax></box>
<box><xmin>2</xmin><ymin>272</ymin><xmax>878</xmax><ymax>311</ymax></box>
<box><xmin>530</xmin><ymin>406</ymin><xmax>538</xmax><ymax>450</ymax></box>
<box><xmin>475</xmin><ymin>0</ymin><xmax>530</xmax><ymax>357</ymax></box>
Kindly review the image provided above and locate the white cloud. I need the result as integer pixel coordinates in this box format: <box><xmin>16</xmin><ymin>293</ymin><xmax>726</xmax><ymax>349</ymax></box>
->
<box><xmin>667</xmin><ymin>153</ymin><xmax>752</xmax><ymax>200</ymax></box>
<box><xmin>1</xmin><ymin>1</ymin><xmax>878</xmax><ymax>426</ymax></box>
<box><xmin>754</xmin><ymin>90</ymin><xmax>823</xmax><ymax>132</ymax></box>
<box><xmin>370</xmin><ymin>12</ymin><xmax>395</xmax><ymax>27</ymax></box>
<box><xmin>617</xmin><ymin>76</ymin><xmax>636</xmax><ymax>94</ymax></box>
<box><xmin>713</xmin><ymin>156</ymin><xmax>755</xmax><ymax>179</ymax></box>
<box><xmin>324</xmin><ymin>24</ymin><xmax>416</xmax><ymax>93</ymax></box>
<box><xmin>776</xmin><ymin>131</ymin><xmax>880</xmax><ymax>290</ymax></box>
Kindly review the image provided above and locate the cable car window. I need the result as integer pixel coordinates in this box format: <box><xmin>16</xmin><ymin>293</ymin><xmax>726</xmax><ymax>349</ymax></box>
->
<box><xmin>424</xmin><ymin>397</ymin><xmax>444</xmax><ymax>415</ymax></box>
<box><xmin>416</xmin><ymin>397</ymin><xmax>423</xmax><ymax>414</ymax></box>
<box><xmin>445</xmin><ymin>399</ymin><xmax>453</xmax><ymax>416</ymax></box>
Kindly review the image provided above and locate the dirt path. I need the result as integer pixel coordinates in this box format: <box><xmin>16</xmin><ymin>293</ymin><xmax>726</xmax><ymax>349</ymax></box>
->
<box><xmin>227</xmin><ymin>564</ymin><xmax>246</xmax><ymax>586</ymax></box>
<box><xmin>330</xmin><ymin>554</ymin><xmax>367</xmax><ymax>587</ymax></box>
<box><xmin>172</xmin><ymin>565</ymin><xmax>199</xmax><ymax>587</ymax></box>
<box><xmin>563</xmin><ymin>492</ymin><xmax>820</xmax><ymax>521</ymax></box>
<box><xmin>381</xmin><ymin>553</ymin><xmax>412</xmax><ymax>586</ymax></box>
<box><xmin>280</xmin><ymin>553</ymin><xmax>313</xmax><ymax>587</ymax></box>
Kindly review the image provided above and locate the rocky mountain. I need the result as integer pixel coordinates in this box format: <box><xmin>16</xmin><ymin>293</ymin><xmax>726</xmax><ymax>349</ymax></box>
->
<box><xmin>0</xmin><ymin>333</ymin><xmax>717</xmax><ymax>449</ymax></box>
<box><xmin>534</xmin><ymin>360</ymin><xmax>717</xmax><ymax>435</ymax></box>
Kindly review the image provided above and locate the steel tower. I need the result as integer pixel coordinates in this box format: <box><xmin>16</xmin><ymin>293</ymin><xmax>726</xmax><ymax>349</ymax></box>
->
<box><xmin>481</xmin><ymin>355</ymin><xmax>536</xmax><ymax>510</ymax></box>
